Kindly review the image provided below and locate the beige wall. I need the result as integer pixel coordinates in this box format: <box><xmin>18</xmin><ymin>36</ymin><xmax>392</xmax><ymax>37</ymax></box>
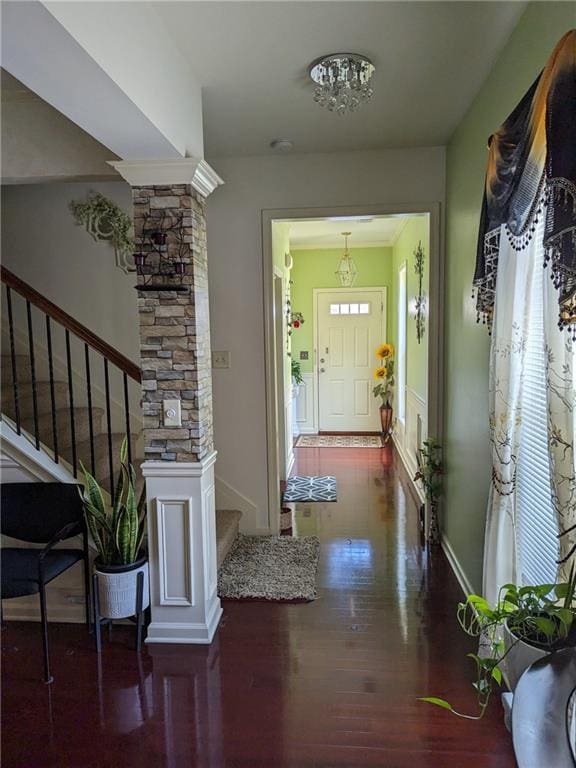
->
<box><xmin>206</xmin><ymin>148</ymin><xmax>445</xmax><ymax>532</ymax></box>
<box><xmin>2</xmin><ymin>181</ymin><xmax>138</xmax><ymax>360</ymax></box>
<box><xmin>1</xmin><ymin>72</ymin><xmax>118</xmax><ymax>184</ymax></box>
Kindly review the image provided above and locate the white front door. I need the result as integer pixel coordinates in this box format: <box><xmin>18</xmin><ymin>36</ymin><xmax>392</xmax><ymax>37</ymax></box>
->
<box><xmin>316</xmin><ymin>289</ymin><xmax>386</xmax><ymax>432</ymax></box>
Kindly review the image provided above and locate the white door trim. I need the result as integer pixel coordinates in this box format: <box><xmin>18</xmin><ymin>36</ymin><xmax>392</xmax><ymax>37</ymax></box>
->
<box><xmin>262</xmin><ymin>202</ymin><xmax>443</xmax><ymax>536</ymax></box>
<box><xmin>313</xmin><ymin>286</ymin><xmax>387</xmax><ymax>432</ymax></box>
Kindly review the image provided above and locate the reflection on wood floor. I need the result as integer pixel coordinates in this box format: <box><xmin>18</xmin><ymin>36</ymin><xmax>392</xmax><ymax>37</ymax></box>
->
<box><xmin>1</xmin><ymin>445</ymin><xmax>514</xmax><ymax>767</ymax></box>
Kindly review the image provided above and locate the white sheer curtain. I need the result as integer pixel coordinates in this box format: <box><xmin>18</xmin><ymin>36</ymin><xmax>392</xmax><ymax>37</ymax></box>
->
<box><xmin>544</xmin><ymin>257</ymin><xmax>576</xmax><ymax>581</ymax></box>
<box><xmin>483</xmin><ymin>224</ymin><xmax>536</xmax><ymax>604</ymax></box>
<box><xmin>483</xmin><ymin>205</ymin><xmax>576</xmax><ymax>602</ymax></box>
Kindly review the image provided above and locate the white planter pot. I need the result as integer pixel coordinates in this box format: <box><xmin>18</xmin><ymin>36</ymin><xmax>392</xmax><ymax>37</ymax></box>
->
<box><xmin>503</xmin><ymin>622</ymin><xmax>549</xmax><ymax>690</ymax></box>
<box><xmin>95</xmin><ymin>558</ymin><xmax>150</xmax><ymax>620</ymax></box>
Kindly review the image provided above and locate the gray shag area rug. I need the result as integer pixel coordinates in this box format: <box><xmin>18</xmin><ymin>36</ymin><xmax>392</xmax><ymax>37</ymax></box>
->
<box><xmin>218</xmin><ymin>534</ymin><xmax>321</xmax><ymax>602</ymax></box>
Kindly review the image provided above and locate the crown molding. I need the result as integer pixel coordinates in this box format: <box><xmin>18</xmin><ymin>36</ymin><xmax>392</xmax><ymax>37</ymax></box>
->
<box><xmin>107</xmin><ymin>158</ymin><xmax>224</xmax><ymax>198</ymax></box>
<box><xmin>389</xmin><ymin>216</ymin><xmax>410</xmax><ymax>246</ymax></box>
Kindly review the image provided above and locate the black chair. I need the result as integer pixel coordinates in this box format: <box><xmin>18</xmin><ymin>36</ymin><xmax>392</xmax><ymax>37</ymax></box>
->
<box><xmin>1</xmin><ymin>482</ymin><xmax>90</xmax><ymax>683</ymax></box>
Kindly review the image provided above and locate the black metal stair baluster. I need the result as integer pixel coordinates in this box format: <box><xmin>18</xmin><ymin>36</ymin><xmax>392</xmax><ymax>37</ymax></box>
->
<box><xmin>6</xmin><ymin>287</ymin><xmax>21</xmax><ymax>434</ymax></box>
<box><xmin>123</xmin><ymin>372</ymin><xmax>132</xmax><ymax>467</ymax></box>
<box><xmin>84</xmin><ymin>344</ymin><xmax>96</xmax><ymax>475</ymax></box>
<box><xmin>104</xmin><ymin>359</ymin><xmax>115</xmax><ymax>504</ymax></box>
<box><xmin>65</xmin><ymin>330</ymin><xmax>77</xmax><ymax>477</ymax></box>
<box><xmin>26</xmin><ymin>299</ymin><xmax>40</xmax><ymax>449</ymax></box>
<box><xmin>45</xmin><ymin>316</ymin><xmax>59</xmax><ymax>463</ymax></box>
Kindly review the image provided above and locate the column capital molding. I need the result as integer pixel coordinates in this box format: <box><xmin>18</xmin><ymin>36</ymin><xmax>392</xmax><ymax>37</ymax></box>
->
<box><xmin>108</xmin><ymin>158</ymin><xmax>224</xmax><ymax>198</ymax></box>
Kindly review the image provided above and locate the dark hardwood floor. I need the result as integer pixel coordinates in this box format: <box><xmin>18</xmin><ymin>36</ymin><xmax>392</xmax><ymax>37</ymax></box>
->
<box><xmin>2</xmin><ymin>446</ymin><xmax>515</xmax><ymax>767</ymax></box>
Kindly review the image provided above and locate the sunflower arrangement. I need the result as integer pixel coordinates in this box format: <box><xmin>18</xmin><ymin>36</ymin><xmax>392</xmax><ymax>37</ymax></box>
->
<box><xmin>373</xmin><ymin>343</ymin><xmax>395</xmax><ymax>407</ymax></box>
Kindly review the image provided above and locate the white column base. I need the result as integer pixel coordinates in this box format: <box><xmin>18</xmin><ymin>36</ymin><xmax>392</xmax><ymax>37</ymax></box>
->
<box><xmin>142</xmin><ymin>451</ymin><xmax>222</xmax><ymax>645</ymax></box>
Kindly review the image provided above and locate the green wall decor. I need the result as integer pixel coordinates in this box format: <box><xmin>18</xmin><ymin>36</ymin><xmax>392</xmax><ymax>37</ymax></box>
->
<box><xmin>388</xmin><ymin>215</ymin><xmax>429</xmax><ymax>403</ymax></box>
<box><xmin>414</xmin><ymin>241</ymin><xmax>426</xmax><ymax>344</ymax></box>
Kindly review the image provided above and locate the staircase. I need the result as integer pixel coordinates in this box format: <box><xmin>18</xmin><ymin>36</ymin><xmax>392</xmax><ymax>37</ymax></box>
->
<box><xmin>1</xmin><ymin>352</ymin><xmax>136</xmax><ymax>494</ymax></box>
<box><xmin>1</xmin><ymin>266</ymin><xmax>241</xmax><ymax>622</ymax></box>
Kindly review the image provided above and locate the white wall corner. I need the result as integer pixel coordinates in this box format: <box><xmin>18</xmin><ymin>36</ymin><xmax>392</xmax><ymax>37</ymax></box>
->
<box><xmin>107</xmin><ymin>158</ymin><xmax>224</xmax><ymax>198</ymax></box>
<box><xmin>215</xmin><ymin>475</ymin><xmax>258</xmax><ymax>525</ymax></box>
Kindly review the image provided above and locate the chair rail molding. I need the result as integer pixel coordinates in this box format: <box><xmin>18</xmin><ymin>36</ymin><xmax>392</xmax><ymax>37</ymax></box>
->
<box><xmin>108</xmin><ymin>158</ymin><xmax>224</xmax><ymax>198</ymax></box>
<box><xmin>142</xmin><ymin>451</ymin><xmax>222</xmax><ymax>644</ymax></box>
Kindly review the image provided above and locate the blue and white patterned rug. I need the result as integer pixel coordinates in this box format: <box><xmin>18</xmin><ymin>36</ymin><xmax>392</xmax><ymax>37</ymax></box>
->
<box><xmin>283</xmin><ymin>475</ymin><xmax>337</xmax><ymax>503</ymax></box>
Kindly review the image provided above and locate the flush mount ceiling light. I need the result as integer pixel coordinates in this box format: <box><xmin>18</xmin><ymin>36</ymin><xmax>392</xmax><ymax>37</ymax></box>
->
<box><xmin>309</xmin><ymin>53</ymin><xmax>375</xmax><ymax>115</ymax></box>
<box><xmin>270</xmin><ymin>138</ymin><xmax>294</xmax><ymax>153</ymax></box>
<box><xmin>335</xmin><ymin>231</ymin><xmax>358</xmax><ymax>287</ymax></box>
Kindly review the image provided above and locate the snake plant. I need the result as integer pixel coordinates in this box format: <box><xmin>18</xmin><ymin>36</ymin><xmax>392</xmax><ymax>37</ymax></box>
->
<box><xmin>79</xmin><ymin>438</ymin><xmax>146</xmax><ymax>566</ymax></box>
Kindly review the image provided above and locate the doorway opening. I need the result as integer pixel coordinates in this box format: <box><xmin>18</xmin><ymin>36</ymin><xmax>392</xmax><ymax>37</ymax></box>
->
<box><xmin>262</xmin><ymin>205</ymin><xmax>442</xmax><ymax>534</ymax></box>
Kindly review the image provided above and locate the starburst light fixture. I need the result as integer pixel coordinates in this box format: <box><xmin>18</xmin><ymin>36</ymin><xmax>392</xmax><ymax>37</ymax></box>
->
<box><xmin>335</xmin><ymin>232</ymin><xmax>358</xmax><ymax>287</ymax></box>
<box><xmin>309</xmin><ymin>53</ymin><xmax>375</xmax><ymax>115</ymax></box>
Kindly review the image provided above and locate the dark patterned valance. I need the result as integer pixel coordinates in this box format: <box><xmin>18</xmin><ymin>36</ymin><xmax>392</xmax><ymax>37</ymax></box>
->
<box><xmin>474</xmin><ymin>30</ymin><xmax>576</xmax><ymax>333</ymax></box>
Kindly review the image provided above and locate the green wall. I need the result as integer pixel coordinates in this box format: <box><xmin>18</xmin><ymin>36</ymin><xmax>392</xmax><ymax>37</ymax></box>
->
<box><xmin>443</xmin><ymin>2</ymin><xmax>575</xmax><ymax>592</ymax></box>
<box><xmin>272</xmin><ymin>222</ymin><xmax>292</xmax><ymax>393</ymax></box>
<box><xmin>291</xmin><ymin>247</ymin><xmax>393</xmax><ymax>373</ymax></box>
<box><xmin>389</xmin><ymin>216</ymin><xmax>429</xmax><ymax>402</ymax></box>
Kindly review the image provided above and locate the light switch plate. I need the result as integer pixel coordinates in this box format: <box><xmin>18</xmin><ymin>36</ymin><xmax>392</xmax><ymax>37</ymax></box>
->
<box><xmin>163</xmin><ymin>399</ymin><xmax>181</xmax><ymax>427</ymax></box>
<box><xmin>212</xmin><ymin>350</ymin><xmax>230</xmax><ymax>369</ymax></box>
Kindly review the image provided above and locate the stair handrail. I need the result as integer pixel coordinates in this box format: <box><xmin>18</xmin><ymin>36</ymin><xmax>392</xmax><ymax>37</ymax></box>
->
<box><xmin>1</xmin><ymin>266</ymin><xmax>141</xmax><ymax>383</ymax></box>
<box><xmin>1</xmin><ymin>265</ymin><xmax>141</xmax><ymax>498</ymax></box>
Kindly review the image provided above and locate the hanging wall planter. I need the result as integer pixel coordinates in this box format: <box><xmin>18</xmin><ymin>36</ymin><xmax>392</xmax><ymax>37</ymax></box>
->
<box><xmin>70</xmin><ymin>193</ymin><xmax>135</xmax><ymax>274</ymax></box>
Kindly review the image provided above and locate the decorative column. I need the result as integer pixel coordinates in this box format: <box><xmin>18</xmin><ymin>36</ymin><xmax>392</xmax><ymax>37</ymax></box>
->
<box><xmin>110</xmin><ymin>158</ymin><xmax>224</xmax><ymax>643</ymax></box>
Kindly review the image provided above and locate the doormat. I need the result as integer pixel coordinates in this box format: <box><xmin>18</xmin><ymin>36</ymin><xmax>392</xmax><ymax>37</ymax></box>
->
<box><xmin>218</xmin><ymin>534</ymin><xmax>320</xmax><ymax>601</ymax></box>
<box><xmin>296</xmin><ymin>435</ymin><xmax>383</xmax><ymax>449</ymax></box>
<box><xmin>283</xmin><ymin>475</ymin><xmax>337</xmax><ymax>503</ymax></box>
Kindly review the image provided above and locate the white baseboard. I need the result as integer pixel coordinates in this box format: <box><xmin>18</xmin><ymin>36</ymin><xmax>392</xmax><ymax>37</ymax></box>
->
<box><xmin>392</xmin><ymin>432</ymin><xmax>425</xmax><ymax>505</ymax></box>
<box><xmin>441</xmin><ymin>534</ymin><xmax>475</xmax><ymax>597</ymax></box>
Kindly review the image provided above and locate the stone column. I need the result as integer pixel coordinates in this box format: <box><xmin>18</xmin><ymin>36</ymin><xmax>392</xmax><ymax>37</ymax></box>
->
<box><xmin>110</xmin><ymin>158</ymin><xmax>224</xmax><ymax>644</ymax></box>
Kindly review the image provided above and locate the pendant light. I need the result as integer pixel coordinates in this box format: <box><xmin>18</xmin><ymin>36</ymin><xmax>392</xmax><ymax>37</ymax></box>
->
<box><xmin>335</xmin><ymin>231</ymin><xmax>358</xmax><ymax>287</ymax></box>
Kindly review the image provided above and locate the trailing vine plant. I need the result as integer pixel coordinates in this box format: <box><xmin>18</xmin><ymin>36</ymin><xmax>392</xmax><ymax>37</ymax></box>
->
<box><xmin>70</xmin><ymin>193</ymin><xmax>135</xmax><ymax>272</ymax></box>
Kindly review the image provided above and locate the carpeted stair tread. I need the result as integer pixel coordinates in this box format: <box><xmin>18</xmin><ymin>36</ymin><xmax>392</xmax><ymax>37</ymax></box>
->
<box><xmin>216</xmin><ymin>509</ymin><xmax>242</xmax><ymax>569</ymax></box>
<box><xmin>74</xmin><ymin>433</ymin><xmax>139</xmax><ymax>487</ymax></box>
<box><xmin>1</xmin><ymin>380</ymin><xmax>71</xmax><ymax>417</ymax></box>
<box><xmin>1</xmin><ymin>354</ymin><xmax>33</xmax><ymax>384</ymax></box>
<box><xmin>19</xmin><ymin>407</ymin><xmax>105</xmax><ymax>450</ymax></box>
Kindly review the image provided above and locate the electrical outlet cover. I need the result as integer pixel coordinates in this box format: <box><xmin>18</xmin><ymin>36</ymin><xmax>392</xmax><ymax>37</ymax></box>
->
<box><xmin>164</xmin><ymin>399</ymin><xmax>181</xmax><ymax>427</ymax></box>
<box><xmin>212</xmin><ymin>351</ymin><xmax>231</xmax><ymax>369</ymax></box>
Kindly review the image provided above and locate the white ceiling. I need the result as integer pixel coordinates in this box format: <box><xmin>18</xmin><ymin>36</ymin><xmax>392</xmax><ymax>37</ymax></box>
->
<box><xmin>288</xmin><ymin>215</ymin><xmax>410</xmax><ymax>250</ymax></box>
<box><xmin>157</xmin><ymin>1</ymin><xmax>526</xmax><ymax>157</ymax></box>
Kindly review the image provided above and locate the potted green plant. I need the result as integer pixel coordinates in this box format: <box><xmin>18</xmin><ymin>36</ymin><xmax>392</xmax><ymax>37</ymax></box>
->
<box><xmin>414</xmin><ymin>439</ymin><xmax>443</xmax><ymax>543</ymax></box>
<box><xmin>420</xmin><ymin>568</ymin><xmax>576</xmax><ymax>719</ymax></box>
<box><xmin>291</xmin><ymin>358</ymin><xmax>304</xmax><ymax>386</ymax></box>
<box><xmin>79</xmin><ymin>438</ymin><xmax>148</xmax><ymax>620</ymax></box>
<box><xmin>372</xmin><ymin>343</ymin><xmax>394</xmax><ymax>441</ymax></box>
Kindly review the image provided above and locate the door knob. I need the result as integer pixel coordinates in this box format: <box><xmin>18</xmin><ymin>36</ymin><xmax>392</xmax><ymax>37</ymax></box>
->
<box><xmin>320</xmin><ymin>367</ymin><xmax>325</xmax><ymax>373</ymax></box>
<box><xmin>320</xmin><ymin>358</ymin><xmax>325</xmax><ymax>363</ymax></box>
